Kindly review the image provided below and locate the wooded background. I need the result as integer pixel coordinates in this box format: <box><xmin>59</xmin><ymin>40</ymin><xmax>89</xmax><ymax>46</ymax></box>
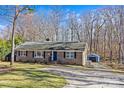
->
<box><xmin>0</xmin><ymin>5</ymin><xmax>124</xmax><ymax>64</ymax></box>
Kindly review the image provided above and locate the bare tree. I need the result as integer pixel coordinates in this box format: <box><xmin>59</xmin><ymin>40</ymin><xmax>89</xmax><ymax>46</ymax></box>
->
<box><xmin>0</xmin><ymin>5</ymin><xmax>34</xmax><ymax>65</ymax></box>
<box><xmin>49</xmin><ymin>6</ymin><xmax>64</xmax><ymax>41</ymax></box>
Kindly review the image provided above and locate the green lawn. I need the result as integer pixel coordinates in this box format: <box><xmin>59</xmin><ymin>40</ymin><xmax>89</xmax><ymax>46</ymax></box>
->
<box><xmin>0</xmin><ymin>62</ymin><xmax>67</xmax><ymax>88</ymax></box>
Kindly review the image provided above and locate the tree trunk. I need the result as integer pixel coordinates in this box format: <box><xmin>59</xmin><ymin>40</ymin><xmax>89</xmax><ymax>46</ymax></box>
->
<box><xmin>71</xmin><ymin>28</ymin><xmax>73</xmax><ymax>42</ymax></box>
<box><xmin>118</xmin><ymin>42</ymin><xmax>121</xmax><ymax>64</ymax></box>
<box><xmin>90</xmin><ymin>30</ymin><xmax>93</xmax><ymax>53</ymax></box>
<box><xmin>11</xmin><ymin>18</ymin><xmax>16</xmax><ymax>65</ymax></box>
<box><xmin>76</xmin><ymin>31</ymin><xmax>81</xmax><ymax>42</ymax></box>
<box><xmin>110</xmin><ymin>50</ymin><xmax>112</xmax><ymax>63</ymax></box>
<box><xmin>103</xmin><ymin>32</ymin><xmax>106</xmax><ymax>61</ymax></box>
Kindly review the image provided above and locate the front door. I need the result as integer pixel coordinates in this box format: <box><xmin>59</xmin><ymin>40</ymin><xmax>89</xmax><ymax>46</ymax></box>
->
<box><xmin>53</xmin><ymin>51</ymin><xmax>57</xmax><ymax>61</ymax></box>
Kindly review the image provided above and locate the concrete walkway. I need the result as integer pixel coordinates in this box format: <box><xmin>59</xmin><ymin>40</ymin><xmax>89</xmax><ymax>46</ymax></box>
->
<box><xmin>41</xmin><ymin>63</ymin><xmax>124</xmax><ymax>88</ymax></box>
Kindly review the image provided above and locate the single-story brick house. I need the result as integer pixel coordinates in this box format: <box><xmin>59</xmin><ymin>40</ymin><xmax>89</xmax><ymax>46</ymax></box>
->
<box><xmin>15</xmin><ymin>41</ymin><xmax>88</xmax><ymax>66</ymax></box>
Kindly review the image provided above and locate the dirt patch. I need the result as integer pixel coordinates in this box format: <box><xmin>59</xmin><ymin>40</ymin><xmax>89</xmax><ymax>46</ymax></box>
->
<box><xmin>0</xmin><ymin>66</ymin><xmax>13</xmax><ymax>73</ymax></box>
<box><xmin>101</xmin><ymin>62</ymin><xmax>124</xmax><ymax>72</ymax></box>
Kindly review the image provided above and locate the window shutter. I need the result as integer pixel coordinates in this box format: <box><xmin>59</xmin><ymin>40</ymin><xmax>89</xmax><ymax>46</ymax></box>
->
<box><xmin>64</xmin><ymin>52</ymin><xmax>65</xmax><ymax>58</ymax></box>
<box><xmin>74</xmin><ymin>52</ymin><xmax>76</xmax><ymax>58</ymax></box>
<box><xmin>32</xmin><ymin>51</ymin><xmax>34</xmax><ymax>58</ymax></box>
<box><xmin>43</xmin><ymin>51</ymin><xmax>45</xmax><ymax>58</ymax></box>
<box><xmin>18</xmin><ymin>51</ymin><xmax>20</xmax><ymax>56</ymax></box>
<box><xmin>26</xmin><ymin>51</ymin><xmax>28</xmax><ymax>56</ymax></box>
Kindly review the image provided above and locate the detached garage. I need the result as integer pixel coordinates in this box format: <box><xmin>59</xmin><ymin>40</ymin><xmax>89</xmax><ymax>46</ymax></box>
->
<box><xmin>87</xmin><ymin>53</ymin><xmax>100</xmax><ymax>62</ymax></box>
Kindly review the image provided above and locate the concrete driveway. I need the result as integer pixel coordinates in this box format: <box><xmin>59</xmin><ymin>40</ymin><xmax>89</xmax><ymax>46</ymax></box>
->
<box><xmin>42</xmin><ymin>63</ymin><xmax>124</xmax><ymax>88</ymax></box>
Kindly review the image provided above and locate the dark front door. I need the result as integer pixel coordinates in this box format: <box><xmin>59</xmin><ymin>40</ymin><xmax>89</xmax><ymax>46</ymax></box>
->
<box><xmin>53</xmin><ymin>51</ymin><xmax>57</xmax><ymax>61</ymax></box>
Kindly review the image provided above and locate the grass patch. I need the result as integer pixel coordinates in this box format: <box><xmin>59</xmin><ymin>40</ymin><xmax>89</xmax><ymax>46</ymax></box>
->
<box><xmin>0</xmin><ymin>62</ymin><xmax>67</xmax><ymax>88</ymax></box>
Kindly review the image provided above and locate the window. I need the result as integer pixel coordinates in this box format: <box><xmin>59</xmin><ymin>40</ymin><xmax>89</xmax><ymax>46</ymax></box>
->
<box><xmin>34</xmin><ymin>51</ymin><xmax>43</xmax><ymax>58</ymax></box>
<box><xmin>65</xmin><ymin>52</ymin><xmax>75</xmax><ymax>59</ymax></box>
<box><xmin>19</xmin><ymin>51</ymin><xmax>26</xmax><ymax>57</ymax></box>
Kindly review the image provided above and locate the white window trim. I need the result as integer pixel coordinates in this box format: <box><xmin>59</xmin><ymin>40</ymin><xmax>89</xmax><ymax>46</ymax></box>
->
<box><xmin>34</xmin><ymin>51</ymin><xmax>43</xmax><ymax>58</ymax></box>
<box><xmin>19</xmin><ymin>51</ymin><xmax>26</xmax><ymax>57</ymax></box>
<box><xmin>65</xmin><ymin>52</ymin><xmax>75</xmax><ymax>59</ymax></box>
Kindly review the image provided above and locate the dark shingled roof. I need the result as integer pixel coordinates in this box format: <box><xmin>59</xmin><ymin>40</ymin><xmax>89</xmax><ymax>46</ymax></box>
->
<box><xmin>15</xmin><ymin>41</ymin><xmax>87</xmax><ymax>51</ymax></box>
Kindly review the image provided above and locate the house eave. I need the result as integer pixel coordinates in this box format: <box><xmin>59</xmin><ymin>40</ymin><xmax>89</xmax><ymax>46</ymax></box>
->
<box><xmin>15</xmin><ymin>49</ymin><xmax>84</xmax><ymax>52</ymax></box>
